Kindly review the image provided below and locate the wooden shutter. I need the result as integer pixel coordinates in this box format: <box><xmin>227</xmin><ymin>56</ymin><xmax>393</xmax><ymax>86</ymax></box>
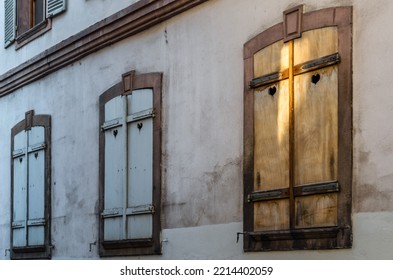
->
<box><xmin>12</xmin><ymin>131</ymin><xmax>28</xmax><ymax>247</ymax></box>
<box><xmin>243</xmin><ymin>6</ymin><xmax>352</xmax><ymax>251</ymax></box>
<box><xmin>102</xmin><ymin>95</ymin><xmax>126</xmax><ymax>241</ymax></box>
<box><xmin>27</xmin><ymin>126</ymin><xmax>46</xmax><ymax>245</ymax></box>
<box><xmin>102</xmin><ymin>90</ymin><xmax>154</xmax><ymax>240</ymax></box>
<box><xmin>12</xmin><ymin>126</ymin><xmax>47</xmax><ymax>247</ymax></box>
<box><xmin>99</xmin><ymin>71</ymin><xmax>162</xmax><ymax>256</ymax></box>
<box><xmin>11</xmin><ymin>111</ymin><xmax>51</xmax><ymax>259</ymax></box>
<box><xmin>127</xmin><ymin>89</ymin><xmax>154</xmax><ymax>239</ymax></box>
<box><xmin>4</xmin><ymin>0</ymin><xmax>16</xmax><ymax>47</ymax></box>
<box><xmin>46</xmin><ymin>0</ymin><xmax>66</xmax><ymax>18</ymax></box>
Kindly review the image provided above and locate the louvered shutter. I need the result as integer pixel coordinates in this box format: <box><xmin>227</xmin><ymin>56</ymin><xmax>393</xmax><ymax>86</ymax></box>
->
<box><xmin>4</xmin><ymin>0</ymin><xmax>16</xmax><ymax>47</ymax></box>
<box><xmin>127</xmin><ymin>89</ymin><xmax>154</xmax><ymax>239</ymax></box>
<box><xmin>102</xmin><ymin>95</ymin><xmax>126</xmax><ymax>241</ymax></box>
<box><xmin>46</xmin><ymin>0</ymin><xmax>66</xmax><ymax>18</ymax></box>
<box><xmin>12</xmin><ymin>131</ymin><xmax>28</xmax><ymax>247</ymax></box>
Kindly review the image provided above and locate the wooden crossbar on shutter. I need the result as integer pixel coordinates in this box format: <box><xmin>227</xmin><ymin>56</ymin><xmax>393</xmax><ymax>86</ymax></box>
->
<box><xmin>46</xmin><ymin>0</ymin><xmax>66</xmax><ymax>18</ymax></box>
<box><xmin>4</xmin><ymin>0</ymin><xmax>16</xmax><ymax>47</ymax></box>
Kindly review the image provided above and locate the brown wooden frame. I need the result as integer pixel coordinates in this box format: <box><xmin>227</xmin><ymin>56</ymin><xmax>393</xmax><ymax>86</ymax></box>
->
<box><xmin>15</xmin><ymin>0</ymin><xmax>51</xmax><ymax>49</ymax></box>
<box><xmin>10</xmin><ymin>110</ymin><xmax>52</xmax><ymax>259</ymax></box>
<box><xmin>243</xmin><ymin>6</ymin><xmax>352</xmax><ymax>251</ymax></box>
<box><xmin>99</xmin><ymin>71</ymin><xmax>162</xmax><ymax>257</ymax></box>
<box><xmin>0</xmin><ymin>0</ymin><xmax>207</xmax><ymax>96</ymax></box>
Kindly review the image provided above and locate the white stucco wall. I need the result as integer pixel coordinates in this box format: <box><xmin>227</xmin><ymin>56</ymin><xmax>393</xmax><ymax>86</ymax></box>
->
<box><xmin>1</xmin><ymin>0</ymin><xmax>393</xmax><ymax>259</ymax></box>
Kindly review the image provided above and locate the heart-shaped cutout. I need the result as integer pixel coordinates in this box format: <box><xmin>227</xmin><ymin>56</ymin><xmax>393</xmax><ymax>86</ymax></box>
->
<box><xmin>311</xmin><ymin>74</ymin><xmax>320</xmax><ymax>84</ymax></box>
<box><xmin>268</xmin><ymin>86</ymin><xmax>277</xmax><ymax>96</ymax></box>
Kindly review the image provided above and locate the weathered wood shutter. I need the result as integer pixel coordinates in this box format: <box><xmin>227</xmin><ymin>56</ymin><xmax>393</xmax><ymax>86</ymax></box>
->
<box><xmin>46</xmin><ymin>0</ymin><xmax>66</xmax><ymax>18</ymax></box>
<box><xmin>4</xmin><ymin>0</ymin><xmax>16</xmax><ymax>47</ymax></box>
<box><xmin>12</xmin><ymin>126</ymin><xmax>46</xmax><ymax>247</ymax></box>
<box><xmin>244</xmin><ymin>6</ymin><xmax>352</xmax><ymax>251</ymax></box>
<box><xmin>102</xmin><ymin>89</ymin><xmax>154</xmax><ymax>241</ymax></box>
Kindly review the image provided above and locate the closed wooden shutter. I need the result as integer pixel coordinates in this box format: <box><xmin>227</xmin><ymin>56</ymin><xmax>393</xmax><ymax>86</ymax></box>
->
<box><xmin>4</xmin><ymin>0</ymin><xmax>16</xmax><ymax>47</ymax></box>
<box><xmin>27</xmin><ymin>127</ymin><xmax>46</xmax><ymax>245</ymax></box>
<box><xmin>12</xmin><ymin>131</ymin><xmax>28</xmax><ymax>247</ymax></box>
<box><xmin>244</xmin><ymin>7</ymin><xmax>352</xmax><ymax>251</ymax></box>
<box><xmin>102</xmin><ymin>95</ymin><xmax>126</xmax><ymax>241</ymax></box>
<box><xmin>46</xmin><ymin>0</ymin><xmax>66</xmax><ymax>18</ymax></box>
<box><xmin>127</xmin><ymin>89</ymin><xmax>154</xmax><ymax>239</ymax></box>
<box><xmin>12</xmin><ymin>126</ymin><xmax>46</xmax><ymax>247</ymax></box>
<box><xmin>102</xmin><ymin>89</ymin><xmax>154</xmax><ymax>241</ymax></box>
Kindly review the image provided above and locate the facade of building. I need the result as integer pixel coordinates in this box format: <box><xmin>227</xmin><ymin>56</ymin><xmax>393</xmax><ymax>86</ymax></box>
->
<box><xmin>1</xmin><ymin>0</ymin><xmax>393</xmax><ymax>259</ymax></box>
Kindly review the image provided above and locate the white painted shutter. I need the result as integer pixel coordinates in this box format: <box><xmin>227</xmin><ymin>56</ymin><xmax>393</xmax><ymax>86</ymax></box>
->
<box><xmin>127</xmin><ymin>89</ymin><xmax>153</xmax><ymax>239</ymax></box>
<box><xmin>27</xmin><ymin>127</ymin><xmax>46</xmax><ymax>246</ymax></box>
<box><xmin>12</xmin><ymin>131</ymin><xmax>27</xmax><ymax>247</ymax></box>
<box><xmin>103</xmin><ymin>96</ymin><xmax>126</xmax><ymax>241</ymax></box>
<box><xmin>4</xmin><ymin>0</ymin><xmax>16</xmax><ymax>47</ymax></box>
<box><xmin>46</xmin><ymin>0</ymin><xmax>66</xmax><ymax>18</ymax></box>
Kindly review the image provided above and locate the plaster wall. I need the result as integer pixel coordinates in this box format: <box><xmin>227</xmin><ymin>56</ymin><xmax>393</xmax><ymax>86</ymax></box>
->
<box><xmin>0</xmin><ymin>0</ymin><xmax>393</xmax><ymax>259</ymax></box>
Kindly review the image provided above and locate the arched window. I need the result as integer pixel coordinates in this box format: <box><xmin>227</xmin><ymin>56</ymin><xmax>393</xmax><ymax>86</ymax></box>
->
<box><xmin>243</xmin><ymin>6</ymin><xmax>352</xmax><ymax>251</ymax></box>
<box><xmin>11</xmin><ymin>110</ymin><xmax>52</xmax><ymax>259</ymax></box>
<box><xmin>99</xmin><ymin>71</ymin><xmax>162</xmax><ymax>256</ymax></box>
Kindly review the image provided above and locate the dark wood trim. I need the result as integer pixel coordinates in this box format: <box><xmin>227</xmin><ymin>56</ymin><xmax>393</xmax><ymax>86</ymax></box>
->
<box><xmin>10</xmin><ymin>111</ymin><xmax>51</xmax><ymax>260</ymax></box>
<box><xmin>15</xmin><ymin>19</ymin><xmax>52</xmax><ymax>50</ymax></box>
<box><xmin>99</xmin><ymin>71</ymin><xmax>162</xmax><ymax>257</ymax></box>
<box><xmin>245</xmin><ymin>226</ymin><xmax>351</xmax><ymax>251</ymax></box>
<box><xmin>0</xmin><ymin>0</ymin><xmax>207</xmax><ymax>97</ymax></box>
<box><xmin>243</xmin><ymin>6</ymin><xmax>352</xmax><ymax>252</ymax></box>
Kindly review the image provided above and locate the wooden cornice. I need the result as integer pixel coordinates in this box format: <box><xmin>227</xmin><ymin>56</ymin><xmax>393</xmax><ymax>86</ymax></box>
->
<box><xmin>0</xmin><ymin>0</ymin><xmax>208</xmax><ymax>97</ymax></box>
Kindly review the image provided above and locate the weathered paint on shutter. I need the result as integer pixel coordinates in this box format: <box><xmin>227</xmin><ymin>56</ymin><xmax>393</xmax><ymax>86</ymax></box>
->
<box><xmin>293</xmin><ymin>27</ymin><xmax>339</xmax><ymax>228</ymax></box>
<box><xmin>126</xmin><ymin>89</ymin><xmax>153</xmax><ymax>239</ymax></box>
<box><xmin>27</xmin><ymin>127</ymin><xmax>46</xmax><ymax>246</ymax></box>
<box><xmin>12</xmin><ymin>131</ymin><xmax>27</xmax><ymax>247</ymax></box>
<box><xmin>103</xmin><ymin>96</ymin><xmax>126</xmax><ymax>241</ymax></box>
<box><xmin>4</xmin><ymin>0</ymin><xmax>16</xmax><ymax>47</ymax></box>
<box><xmin>46</xmin><ymin>0</ymin><xmax>66</xmax><ymax>18</ymax></box>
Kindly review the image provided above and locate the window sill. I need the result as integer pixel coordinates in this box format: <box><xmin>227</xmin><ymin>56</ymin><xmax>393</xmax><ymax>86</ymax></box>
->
<box><xmin>244</xmin><ymin>226</ymin><xmax>352</xmax><ymax>251</ymax></box>
<box><xmin>11</xmin><ymin>245</ymin><xmax>51</xmax><ymax>259</ymax></box>
<box><xmin>15</xmin><ymin>19</ymin><xmax>52</xmax><ymax>50</ymax></box>
<box><xmin>100</xmin><ymin>239</ymin><xmax>161</xmax><ymax>257</ymax></box>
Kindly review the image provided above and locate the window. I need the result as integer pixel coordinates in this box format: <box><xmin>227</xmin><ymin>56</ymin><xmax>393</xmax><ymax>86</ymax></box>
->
<box><xmin>4</xmin><ymin>0</ymin><xmax>66</xmax><ymax>48</ymax></box>
<box><xmin>243</xmin><ymin>6</ymin><xmax>352</xmax><ymax>251</ymax></box>
<box><xmin>11</xmin><ymin>110</ymin><xmax>52</xmax><ymax>259</ymax></box>
<box><xmin>99</xmin><ymin>71</ymin><xmax>162</xmax><ymax>257</ymax></box>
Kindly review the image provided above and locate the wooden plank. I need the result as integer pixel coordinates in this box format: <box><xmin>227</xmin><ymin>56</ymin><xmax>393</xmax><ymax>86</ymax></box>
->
<box><xmin>254</xmin><ymin>40</ymin><xmax>289</xmax><ymax>78</ymax></box>
<box><xmin>294</xmin><ymin>66</ymin><xmax>338</xmax><ymax>186</ymax></box>
<box><xmin>253</xmin><ymin>80</ymin><xmax>289</xmax><ymax>191</ymax></box>
<box><xmin>293</xmin><ymin>27</ymin><xmax>338</xmax><ymax>65</ymax></box>
<box><xmin>254</xmin><ymin>200</ymin><xmax>290</xmax><ymax>231</ymax></box>
<box><xmin>295</xmin><ymin>193</ymin><xmax>337</xmax><ymax>228</ymax></box>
